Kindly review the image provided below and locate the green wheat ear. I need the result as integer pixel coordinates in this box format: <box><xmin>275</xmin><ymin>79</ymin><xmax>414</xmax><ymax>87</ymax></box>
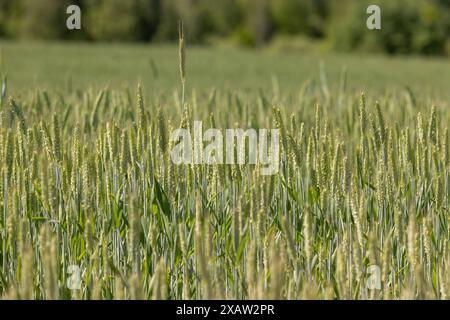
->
<box><xmin>178</xmin><ymin>20</ymin><xmax>186</xmax><ymax>109</ymax></box>
<box><xmin>178</xmin><ymin>20</ymin><xmax>185</xmax><ymax>84</ymax></box>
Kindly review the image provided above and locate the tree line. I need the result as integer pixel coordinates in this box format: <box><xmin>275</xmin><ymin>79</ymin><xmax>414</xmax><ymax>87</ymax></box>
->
<box><xmin>0</xmin><ymin>0</ymin><xmax>449</xmax><ymax>55</ymax></box>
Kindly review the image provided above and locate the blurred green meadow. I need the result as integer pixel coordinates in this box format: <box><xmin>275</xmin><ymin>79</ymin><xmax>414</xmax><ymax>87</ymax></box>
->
<box><xmin>1</xmin><ymin>41</ymin><xmax>449</xmax><ymax>100</ymax></box>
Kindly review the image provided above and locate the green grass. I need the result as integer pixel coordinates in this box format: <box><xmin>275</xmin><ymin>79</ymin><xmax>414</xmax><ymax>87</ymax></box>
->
<box><xmin>1</xmin><ymin>41</ymin><xmax>450</xmax><ymax>98</ymax></box>
<box><xmin>0</xmin><ymin>41</ymin><xmax>449</xmax><ymax>300</ymax></box>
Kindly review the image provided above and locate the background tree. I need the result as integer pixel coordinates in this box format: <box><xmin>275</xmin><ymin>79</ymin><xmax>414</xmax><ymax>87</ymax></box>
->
<box><xmin>332</xmin><ymin>0</ymin><xmax>450</xmax><ymax>55</ymax></box>
<box><xmin>20</xmin><ymin>0</ymin><xmax>71</xmax><ymax>39</ymax></box>
<box><xmin>86</xmin><ymin>0</ymin><xmax>159</xmax><ymax>41</ymax></box>
<box><xmin>0</xmin><ymin>0</ymin><xmax>448</xmax><ymax>55</ymax></box>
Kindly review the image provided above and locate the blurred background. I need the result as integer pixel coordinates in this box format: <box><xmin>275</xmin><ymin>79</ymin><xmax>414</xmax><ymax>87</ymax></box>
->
<box><xmin>0</xmin><ymin>0</ymin><xmax>449</xmax><ymax>98</ymax></box>
<box><xmin>0</xmin><ymin>0</ymin><xmax>449</xmax><ymax>56</ymax></box>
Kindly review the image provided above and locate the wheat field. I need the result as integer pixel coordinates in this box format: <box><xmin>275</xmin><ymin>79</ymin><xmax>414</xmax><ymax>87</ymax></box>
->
<box><xmin>0</xmin><ymin>40</ymin><xmax>449</xmax><ymax>300</ymax></box>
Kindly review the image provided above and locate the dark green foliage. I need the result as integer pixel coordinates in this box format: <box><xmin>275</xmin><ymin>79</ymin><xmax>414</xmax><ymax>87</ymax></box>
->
<box><xmin>332</xmin><ymin>0</ymin><xmax>450</xmax><ymax>55</ymax></box>
<box><xmin>85</xmin><ymin>0</ymin><xmax>159</xmax><ymax>41</ymax></box>
<box><xmin>0</xmin><ymin>0</ymin><xmax>448</xmax><ymax>55</ymax></box>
